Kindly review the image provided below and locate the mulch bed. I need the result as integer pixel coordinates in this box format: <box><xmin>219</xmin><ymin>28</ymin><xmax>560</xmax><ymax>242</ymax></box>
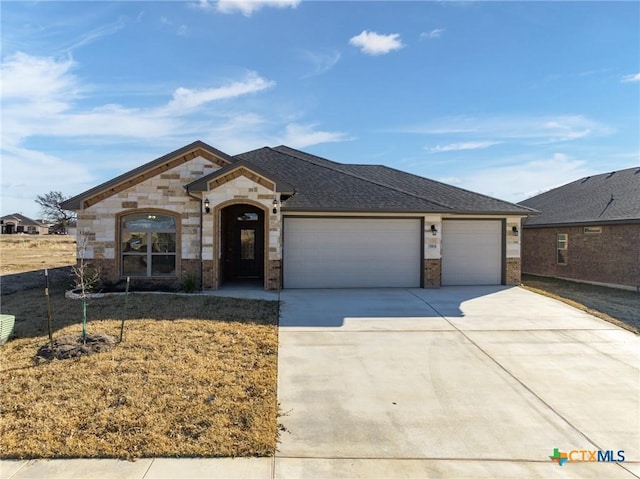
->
<box><xmin>36</xmin><ymin>333</ymin><xmax>117</xmax><ymax>360</ymax></box>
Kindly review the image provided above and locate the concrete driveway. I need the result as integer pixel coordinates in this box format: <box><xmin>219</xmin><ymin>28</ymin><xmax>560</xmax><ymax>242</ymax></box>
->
<box><xmin>276</xmin><ymin>286</ymin><xmax>640</xmax><ymax>478</ymax></box>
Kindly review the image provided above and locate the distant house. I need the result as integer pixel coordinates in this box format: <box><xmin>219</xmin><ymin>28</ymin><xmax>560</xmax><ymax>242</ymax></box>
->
<box><xmin>60</xmin><ymin>141</ymin><xmax>533</xmax><ymax>290</ymax></box>
<box><xmin>519</xmin><ymin>167</ymin><xmax>640</xmax><ymax>291</ymax></box>
<box><xmin>0</xmin><ymin>213</ymin><xmax>51</xmax><ymax>235</ymax></box>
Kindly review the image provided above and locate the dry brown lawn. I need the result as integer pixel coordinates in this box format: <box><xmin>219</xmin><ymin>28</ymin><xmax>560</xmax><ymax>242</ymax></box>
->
<box><xmin>0</xmin><ymin>235</ymin><xmax>76</xmax><ymax>275</ymax></box>
<box><xmin>0</xmin><ymin>285</ymin><xmax>280</xmax><ymax>460</ymax></box>
<box><xmin>522</xmin><ymin>274</ymin><xmax>639</xmax><ymax>334</ymax></box>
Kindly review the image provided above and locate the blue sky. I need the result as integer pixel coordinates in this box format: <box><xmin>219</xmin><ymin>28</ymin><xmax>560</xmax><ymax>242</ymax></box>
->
<box><xmin>2</xmin><ymin>0</ymin><xmax>639</xmax><ymax>219</ymax></box>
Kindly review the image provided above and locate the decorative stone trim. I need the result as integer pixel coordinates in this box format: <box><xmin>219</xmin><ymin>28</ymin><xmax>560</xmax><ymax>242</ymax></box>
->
<box><xmin>84</xmin><ymin>147</ymin><xmax>228</xmax><ymax>207</ymax></box>
<box><xmin>207</xmin><ymin>167</ymin><xmax>275</xmax><ymax>191</ymax></box>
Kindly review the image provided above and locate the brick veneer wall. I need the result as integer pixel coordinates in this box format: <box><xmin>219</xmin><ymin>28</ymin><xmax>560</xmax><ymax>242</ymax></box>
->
<box><xmin>423</xmin><ymin>259</ymin><xmax>441</xmax><ymax>287</ymax></box>
<box><xmin>506</xmin><ymin>257</ymin><xmax>521</xmax><ymax>285</ymax></box>
<box><xmin>267</xmin><ymin>260</ymin><xmax>281</xmax><ymax>291</ymax></box>
<box><xmin>521</xmin><ymin>224</ymin><xmax>640</xmax><ymax>288</ymax></box>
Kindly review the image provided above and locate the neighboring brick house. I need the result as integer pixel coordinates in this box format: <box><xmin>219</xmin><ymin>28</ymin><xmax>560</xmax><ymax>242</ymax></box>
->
<box><xmin>0</xmin><ymin>213</ymin><xmax>50</xmax><ymax>235</ymax></box>
<box><xmin>61</xmin><ymin>141</ymin><xmax>533</xmax><ymax>290</ymax></box>
<box><xmin>519</xmin><ymin>167</ymin><xmax>640</xmax><ymax>291</ymax></box>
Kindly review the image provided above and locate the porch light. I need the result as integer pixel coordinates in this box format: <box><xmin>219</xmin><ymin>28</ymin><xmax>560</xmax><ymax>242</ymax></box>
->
<box><xmin>430</xmin><ymin>224</ymin><xmax>438</xmax><ymax>236</ymax></box>
<box><xmin>272</xmin><ymin>198</ymin><xmax>278</xmax><ymax>215</ymax></box>
<box><xmin>512</xmin><ymin>226</ymin><xmax>519</xmax><ymax>236</ymax></box>
<box><xmin>204</xmin><ymin>198</ymin><xmax>211</xmax><ymax>214</ymax></box>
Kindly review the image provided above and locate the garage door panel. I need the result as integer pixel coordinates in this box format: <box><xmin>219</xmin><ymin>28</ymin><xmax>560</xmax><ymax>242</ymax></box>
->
<box><xmin>442</xmin><ymin>220</ymin><xmax>502</xmax><ymax>286</ymax></box>
<box><xmin>284</xmin><ymin>218</ymin><xmax>421</xmax><ymax>288</ymax></box>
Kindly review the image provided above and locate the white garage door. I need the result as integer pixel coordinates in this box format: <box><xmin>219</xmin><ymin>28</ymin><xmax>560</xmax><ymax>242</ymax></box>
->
<box><xmin>283</xmin><ymin>218</ymin><xmax>421</xmax><ymax>288</ymax></box>
<box><xmin>441</xmin><ymin>220</ymin><xmax>502</xmax><ymax>285</ymax></box>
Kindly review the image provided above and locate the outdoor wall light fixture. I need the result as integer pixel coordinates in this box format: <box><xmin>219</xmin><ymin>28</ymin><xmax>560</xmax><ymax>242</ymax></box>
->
<box><xmin>204</xmin><ymin>198</ymin><xmax>211</xmax><ymax>214</ymax></box>
<box><xmin>512</xmin><ymin>226</ymin><xmax>519</xmax><ymax>236</ymax></box>
<box><xmin>272</xmin><ymin>199</ymin><xmax>278</xmax><ymax>215</ymax></box>
<box><xmin>430</xmin><ymin>224</ymin><xmax>438</xmax><ymax>235</ymax></box>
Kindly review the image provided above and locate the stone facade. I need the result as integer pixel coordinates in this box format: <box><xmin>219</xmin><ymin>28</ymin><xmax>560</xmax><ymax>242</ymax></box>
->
<box><xmin>505</xmin><ymin>218</ymin><xmax>522</xmax><ymax>285</ymax></box>
<box><xmin>76</xmin><ymin>156</ymin><xmax>216</xmax><ymax>286</ymax></box>
<box><xmin>521</xmin><ymin>224</ymin><xmax>640</xmax><ymax>289</ymax></box>
<box><xmin>207</xmin><ymin>173</ymin><xmax>281</xmax><ymax>290</ymax></box>
<box><xmin>75</xmin><ymin>155</ymin><xmax>285</xmax><ymax>291</ymax></box>
<box><xmin>71</xmin><ymin>148</ymin><xmax>526</xmax><ymax>291</ymax></box>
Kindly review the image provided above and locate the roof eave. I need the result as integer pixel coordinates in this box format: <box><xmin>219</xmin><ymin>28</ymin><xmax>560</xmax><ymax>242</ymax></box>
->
<box><xmin>523</xmin><ymin>218</ymin><xmax>640</xmax><ymax>228</ymax></box>
<box><xmin>282</xmin><ymin>206</ymin><xmax>533</xmax><ymax>215</ymax></box>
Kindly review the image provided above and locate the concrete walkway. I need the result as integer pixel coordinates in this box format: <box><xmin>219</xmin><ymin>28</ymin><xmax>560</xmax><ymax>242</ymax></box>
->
<box><xmin>2</xmin><ymin>286</ymin><xmax>639</xmax><ymax>478</ymax></box>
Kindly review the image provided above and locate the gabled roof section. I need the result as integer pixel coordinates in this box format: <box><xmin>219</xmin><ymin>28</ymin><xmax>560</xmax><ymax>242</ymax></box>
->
<box><xmin>237</xmin><ymin>147</ymin><xmax>452</xmax><ymax>212</ymax></box>
<box><xmin>519</xmin><ymin>167</ymin><xmax>640</xmax><ymax>227</ymax></box>
<box><xmin>262</xmin><ymin>146</ymin><xmax>534</xmax><ymax>215</ymax></box>
<box><xmin>186</xmin><ymin>159</ymin><xmax>295</xmax><ymax>193</ymax></box>
<box><xmin>61</xmin><ymin>141</ymin><xmax>234</xmax><ymax>210</ymax></box>
<box><xmin>0</xmin><ymin>213</ymin><xmax>42</xmax><ymax>226</ymax></box>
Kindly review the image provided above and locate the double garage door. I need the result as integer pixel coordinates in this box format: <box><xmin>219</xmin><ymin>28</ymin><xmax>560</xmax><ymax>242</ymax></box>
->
<box><xmin>283</xmin><ymin>218</ymin><xmax>421</xmax><ymax>288</ymax></box>
<box><xmin>282</xmin><ymin>217</ymin><xmax>503</xmax><ymax>288</ymax></box>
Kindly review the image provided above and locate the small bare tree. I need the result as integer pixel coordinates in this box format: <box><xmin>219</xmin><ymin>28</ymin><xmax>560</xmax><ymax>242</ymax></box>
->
<box><xmin>73</xmin><ymin>231</ymin><xmax>100</xmax><ymax>343</ymax></box>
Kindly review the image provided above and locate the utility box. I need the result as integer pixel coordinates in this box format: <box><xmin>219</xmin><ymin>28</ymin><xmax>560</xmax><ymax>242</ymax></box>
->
<box><xmin>0</xmin><ymin>314</ymin><xmax>15</xmax><ymax>345</ymax></box>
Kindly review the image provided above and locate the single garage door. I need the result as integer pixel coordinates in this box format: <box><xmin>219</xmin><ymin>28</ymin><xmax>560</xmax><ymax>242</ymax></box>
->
<box><xmin>283</xmin><ymin>217</ymin><xmax>421</xmax><ymax>288</ymax></box>
<box><xmin>441</xmin><ymin>220</ymin><xmax>502</xmax><ymax>285</ymax></box>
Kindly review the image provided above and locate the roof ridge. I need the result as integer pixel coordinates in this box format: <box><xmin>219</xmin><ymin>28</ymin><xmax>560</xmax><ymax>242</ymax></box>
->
<box><xmin>272</xmin><ymin>146</ymin><xmax>454</xmax><ymax>211</ymax></box>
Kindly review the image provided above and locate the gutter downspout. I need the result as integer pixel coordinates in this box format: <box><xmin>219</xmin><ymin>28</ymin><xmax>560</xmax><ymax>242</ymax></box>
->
<box><xmin>184</xmin><ymin>185</ymin><xmax>204</xmax><ymax>291</ymax></box>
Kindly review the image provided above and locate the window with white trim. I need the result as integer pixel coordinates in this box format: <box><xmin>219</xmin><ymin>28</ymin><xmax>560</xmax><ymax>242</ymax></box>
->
<box><xmin>121</xmin><ymin>213</ymin><xmax>176</xmax><ymax>277</ymax></box>
<box><xmin>557</xmin><ymin>233</ymin><xmax>568</xmax><ymax>265</ymax></box>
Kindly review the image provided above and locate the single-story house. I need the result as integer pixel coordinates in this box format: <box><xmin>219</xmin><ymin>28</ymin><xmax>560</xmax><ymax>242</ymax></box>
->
<box><xmin>0</xmin><ymin>213</ymin><xmax>50</xmax><ymax>235</ymax></box>
<box><xmin>61</xmin><ymin>141</ymin><xmax>534</xmax><ymax>290</ymax></box>
<box><xmin>519</xmin><ymin>167</ymin><xmax>640</xmax><ymax>291</ymax></box>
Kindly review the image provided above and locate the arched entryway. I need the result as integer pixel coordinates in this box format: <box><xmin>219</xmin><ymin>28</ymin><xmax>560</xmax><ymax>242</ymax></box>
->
<box><xmin>220</xmin><ymin>203</ymin><xmax>265</xmax><ymax>285</ymax></box>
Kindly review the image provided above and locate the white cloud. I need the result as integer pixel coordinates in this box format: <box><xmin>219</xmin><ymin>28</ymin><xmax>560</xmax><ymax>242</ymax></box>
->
<box><xmin>63</xmin><ymin>16</ymin><xmax>128</xmax><ymax>52</ymax></box>
<box><xmin>0</xmin><ymin>52</ymin><xmax>351</xmax><ymax>215</ymax></box>
<box><xmin>349</xmin><ymin>30</ymin><xmax>404</xmax><ymax>56</ymax></box>
<box><xmin>165</xmin><ymin>72</ymin><xmax>275</xmax><ymax>111</ymax></box>
<box><xmin>430</xmin><ymin>141</ymin><xmax>501</xmax><ymax>153</ymax></box>
<box><xmin>300</xmin><ymin>50</ymin><xmax>341</xmax><ymax>77</ymax></box>
<box><xmin>421</xmin><ymin>28</ymin><xmax>445</xmax><ymax>39</ymax></box>
<box><xmin>280</xmin><ymin>123</ymin><xmax>352</xmax><ymax>148</ymax></box>
<box><xmin>193</xmin><ymin>0</ymin><xmax>300</xmax><ymax>16</ymax></box>
<box><xmin>401</xmin><ymin>114</ymin><xmax>612</xmax><ymax>144</ymax></box>
<box><xmin>621</xmin><ymin>72</ymin><xmax>640</xmax><ymax>83</ymax></box>
<box><xmin>436</xmin><ymin>153</ymin><xmax>592</xmax><ymax>203</ymax></box>
<box><xmin>1</xmin><ymin>52</ymin><xmax>79</xmax><ymax>101</ymax></box>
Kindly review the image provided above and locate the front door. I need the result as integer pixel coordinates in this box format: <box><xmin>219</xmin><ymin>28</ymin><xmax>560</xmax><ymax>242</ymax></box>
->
<box><xmin>234</xmin><ymin>223</ymin><xmax>261</xmax><ymax>277</ymax></box>
<box><xmin>222</xmin><ymin>205</ymin><xmax>264</xmax><ymax>281</ymax></box>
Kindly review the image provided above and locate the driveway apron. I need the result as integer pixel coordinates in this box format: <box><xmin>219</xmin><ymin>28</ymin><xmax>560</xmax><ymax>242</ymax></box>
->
<box><xmin>276</xmin><ymin>287</ymin><xmax>640</xmax><ymax>478</ymax></box>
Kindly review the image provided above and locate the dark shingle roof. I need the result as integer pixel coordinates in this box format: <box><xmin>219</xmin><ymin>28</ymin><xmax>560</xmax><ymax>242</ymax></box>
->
<box><xmin>60</xmin><ymin>140</ymin><xmax>534</xmax><ymax>215</ymax></box>
<box><xmin>236</xmin><ymin>147</ymin><xmax>448</xmax><ymax>212</ymax></box>
<box><xmin>519</xmin><ymin>167</ymin><xmax>640</xmax><ymax>227</ymax></box>
<box><xmin>0</xmin><ymin>213</ymin><xmax>42</xmax><ymax>227</ymax></box>
<box><xmin>243</xmin><ymin>146</ymin><xmax>533</xmax><ymax>214</ymax></box>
